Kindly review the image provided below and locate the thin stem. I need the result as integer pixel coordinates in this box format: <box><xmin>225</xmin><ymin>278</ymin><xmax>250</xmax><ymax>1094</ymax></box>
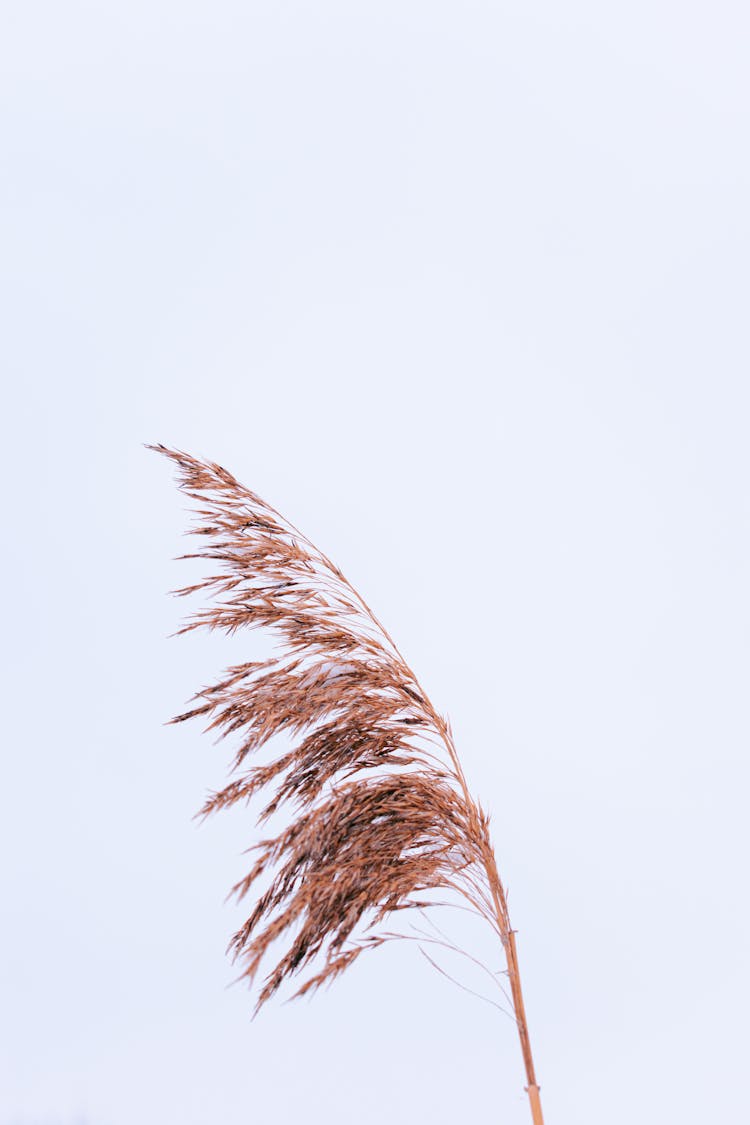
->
<box><xmin>486</xmin><ymin>866</ymin><xmax>545</xmax><ymax>1125</ymax></box>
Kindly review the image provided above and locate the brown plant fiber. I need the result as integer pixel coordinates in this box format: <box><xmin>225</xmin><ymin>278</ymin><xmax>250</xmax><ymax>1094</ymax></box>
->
<box><xmin>152</xmin><ymin>445</ymin><xmax>544</xmax><ymax>1124</ymax></box>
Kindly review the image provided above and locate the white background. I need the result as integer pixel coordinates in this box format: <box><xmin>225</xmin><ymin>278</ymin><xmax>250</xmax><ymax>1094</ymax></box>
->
<box><xmin>2</xmin><ymin>3</ymin><xmax>749</xmax><ymax>1123</ymax></box>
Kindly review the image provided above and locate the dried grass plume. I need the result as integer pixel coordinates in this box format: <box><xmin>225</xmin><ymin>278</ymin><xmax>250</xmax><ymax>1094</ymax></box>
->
<box><xmin>151</xmin><ymin>444</ymin><xmax>545</xmax><ymax>1125</ymax></box>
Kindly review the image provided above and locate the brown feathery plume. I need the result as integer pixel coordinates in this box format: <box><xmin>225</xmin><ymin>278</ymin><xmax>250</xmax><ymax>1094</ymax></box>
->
<box><xmin>151</xmin><ymin>444</ymin><xmax>545</xmax><ymax>1125</ymax></box>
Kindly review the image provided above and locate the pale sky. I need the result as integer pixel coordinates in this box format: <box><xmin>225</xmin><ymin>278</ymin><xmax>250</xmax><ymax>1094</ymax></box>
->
<box><xmin>2</xmin><ymin>3</ymin><xmax>749</xmax><ymax>1124</ymax></box>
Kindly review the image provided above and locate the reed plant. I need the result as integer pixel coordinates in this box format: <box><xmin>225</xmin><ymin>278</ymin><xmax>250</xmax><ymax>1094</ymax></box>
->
<box><xmin>152</xmin><ymin>444</ymin><xmax>545</xmax><ymax>1125</ymax></box>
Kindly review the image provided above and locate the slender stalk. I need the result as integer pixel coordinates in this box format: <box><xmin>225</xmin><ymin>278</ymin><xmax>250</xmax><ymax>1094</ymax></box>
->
<box><xmin>506</xmin><ymin>929</ymin><xmax>544</xmax><ymax>1125</ymax></box>
<box><xmin>430</xmin><ymin>714</ymin><xmax>544</xmax><ymax>1123</ymax></box>
<box><xmin>488</xmin><ymin>867</ymin><xmax>545</xmax><ymax>1125</ymax></box>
